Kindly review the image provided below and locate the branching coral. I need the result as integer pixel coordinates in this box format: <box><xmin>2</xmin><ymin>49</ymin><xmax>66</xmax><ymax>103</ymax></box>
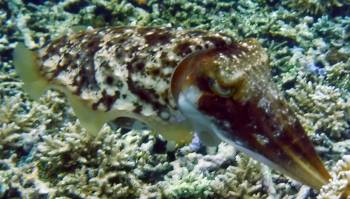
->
<box><xmin>283</xmin><ymin>72</ymin><xmax>350</xmax><ymax>138</ymax></box>
<box><xmin>158</xmin><ymin>168</ymin><xmax>213</xmax><ymax>198</ymax></box>
<box><xmin>0</xmin><ymin>94</ymin><xmax>40</xmax><ymax>161</ymax></box>
<box><xmin>210</xmin><ymin>155</ymin><xmax>266</xmax><ymax>199</ymax></box>
<box><xmin>0</xmin><ymin>87</ymin><xmax>68</xmax><ymax>159</ymax></box>
<box><xmin>153</xmin><ymin>144</ymin><xmax>267</xmax><ymax>198</ymax></box>
<box><xmin>283</xmin><ymin>0</ymin><xmax>350</xmax><ymax>15</ymax></box>
<box><xmin>0</xmin><ymin>1</ymin><xmax>16</xmax><ymax>62</ymax></box>
<box><xmin>0</xmin><ymin>157</ymin><xmax>52</xmax><ymax>199</ymax></box>
<box><xmin>265</xmin><ymin>15</ymin><xmax>350</xmax><ymax>140</ymax></box>
<box><xmin>36</xmin><ymin>123</ymin><xmax>173</xmax><ymax>198</ymax></box>
<box><xmin>2</xmin><ymin>0</ymin><xmax>350</xmax><ymax>198</ymax></box>
<box><xmin>318</xmin><ymin>155</ymin><xmax>350</xmax><ymax>198</ymax></box>
<box><xmin>147</xmin><ymin>0</ymin><xmax>273</xmax><ymax>38</ymax></box>
<box><xmin>35</xmin><ymin>123</ymin><xmax>269</xmax><ymax>198</ymax></box>
<box><xmin>313</xmin><ymin>16</ymin><xmax>350</xmax><ymax>91</ymax></box>
<box><xmin>0</xmin><ymin>66</ymin><xmax>72</xmax><ymax>197</ymax></box>
<box><xmin>9</xmin><ymin>0</ymin><xmax>150</xmax><ymax>49</ymax></box>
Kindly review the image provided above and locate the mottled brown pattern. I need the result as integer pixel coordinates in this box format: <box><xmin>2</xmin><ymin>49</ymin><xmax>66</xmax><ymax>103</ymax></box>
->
<box><xmin>144</xmin><ymin>30</ymin><xmax>172</xmax><ymax>46</ymax></box>
<box><xmin>202</xmin><ymin>36</ymin><xmax>228</xmax><ymax>48</ymax></box>
<box><xmin>174</xmin><ymin>41</ymin><xmax>194</xmax><ymax>56</ymax></box>
<box><xmin>27</xmin><ymin>26</ymin><xmax>332</xmax><ymax>190</ymax></box>
<box><xmin>92</xmin><ymin>90</ymin><xmax>120</xmax><ymax>111</ymax></box>
<box><xmin>37</xmin><ymin>26</ymin><xmax>233</xmax><ymax>120</ymax></box>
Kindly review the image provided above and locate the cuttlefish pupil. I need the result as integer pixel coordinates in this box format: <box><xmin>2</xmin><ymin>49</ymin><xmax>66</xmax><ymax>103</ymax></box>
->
<box><xmin>13</xmin><ymin>26</ymin><xmax>330</xmax><ymax>190</ymax></box>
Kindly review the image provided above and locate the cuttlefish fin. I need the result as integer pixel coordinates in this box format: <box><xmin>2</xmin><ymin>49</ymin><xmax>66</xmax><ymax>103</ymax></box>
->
<box><xmin>13</xmin><ymin>43</ymin><xmax>49</xmax><ymax>100</ymax></box>
<box><xmin>109</xmin><ymin>116</ymin><xmax>194</xmax><ymax>145</ymax></box>
<box><xmin>142</xmin><ymin>117</ymin><xmax>194</xmax><ymax>145</ymax></box>
<box><xmin>69</xmin><ymin>94</ymin><xmax>194</xmax><ymax>143</ymax></box>
<box><xmin>66</xmin><ymin>93</ymin><xmax>114</xmax><ymax>136</ymax></box>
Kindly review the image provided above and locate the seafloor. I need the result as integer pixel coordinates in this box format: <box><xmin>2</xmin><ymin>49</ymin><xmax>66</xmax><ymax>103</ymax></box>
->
<box><xmin>1</xmin><ymin>0</ymin><xmax>350</xmax><ymax>198</ymax></box>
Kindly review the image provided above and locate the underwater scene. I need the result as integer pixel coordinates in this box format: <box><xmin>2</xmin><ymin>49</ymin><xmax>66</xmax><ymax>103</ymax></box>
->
<box><xmin>1</xmin><ymin>0</ymin><xmax>350</xmax><ymax>198</ymax></box>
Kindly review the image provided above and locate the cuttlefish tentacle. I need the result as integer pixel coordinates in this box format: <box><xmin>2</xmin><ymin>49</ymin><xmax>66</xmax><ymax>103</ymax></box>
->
<box><xmin>171</xmin><ymin>39</ymin><xmax>331</xmax><ymax>189</ymax></box>
<box><xmin>13</xmin><ymin>26</ymin><xmax>330</xmax><ymax>190</ymax></box>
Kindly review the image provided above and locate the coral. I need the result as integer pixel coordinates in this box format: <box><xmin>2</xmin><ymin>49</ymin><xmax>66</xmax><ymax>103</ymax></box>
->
<box><xmin>158</xmin><ymin>167</ymin><xmax>213</xmax><ymax>198</ymax></box>
<box><xmin>265</xmin><ymin>15</ymin><xmax>350</xmax><ymax>140</ymax></box>
<box><xmin>36</xmin><ymin>123</ymin><xmax>169</xmax><ymax>198</ymax></box>
<box><xmin>0</xmin><ymin>157</ymin><xmax>52</xmax><ymax>198</ymax></box>
<box><xmin>0</xmin><ymin>86</ymin><xmax>68</xmax><ymax>158</ymax></box>
<box><xmin>282</xmin><ymin>72</ymin><xmax>350</xmax><ymax>138</ymax></box>
<box><xmin>318</xmin><ymin>155</ymin><xmax>350</xmax><ymax>198</ymax></box>
<box><xmin>8</xmin><ymin>0</ymin><xmax>151</xmax><ymax>48</ymax></box>
<box><xmin>154</xmin><ymin>144</ymin><xmax>266</xmax><ymax>198</ymax></box>
<box><xmin>147</xmin><ymin>0</ymin><xmax>275</xmax><ymax>39</ymax></box>
<box><xmin>283</xmin><ymin>0</ymin><xmax>350</xmax><ymax>15</ymax></box>
<box><xmin>1</xmin><ymin>0</ymin><xmax>350</xmax><ymax>198</ymax></box>
<box><xmin>210</xmin><ymin>155</ymin><xmax>266</xmax><ymax>198</ymax></box>
<box><xmin>0</xmin><ymin>94</ymin><xmax>38</xmax><ymax>160</ymax></box>
<box><xmin>0</xmin><ymin>1</ymin><xmax>16</xmax><ymax>62</ymax></box>
<box><xmin>313</xmin><ymin>16</ymin><xmax>350</xmax><ymax>91</ymax></box>
<box><xmin>35</xmin><ymin>123</ymin><xmax>268</xmax><ymax>198</ymax></box>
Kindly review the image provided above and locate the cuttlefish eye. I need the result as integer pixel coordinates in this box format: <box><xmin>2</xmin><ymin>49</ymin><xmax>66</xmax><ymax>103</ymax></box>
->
<box><xmin>208</xmin><ymin>78</ymin><xmax>236</xmax><ymax>97</ymax></box>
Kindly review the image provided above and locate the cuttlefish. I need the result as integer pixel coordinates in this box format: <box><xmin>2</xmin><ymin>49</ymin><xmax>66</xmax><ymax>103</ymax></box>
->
<box><xmin>14</xmin><ymin>26</ymin><xmax>331</xmax><ymax>190</ymax></box>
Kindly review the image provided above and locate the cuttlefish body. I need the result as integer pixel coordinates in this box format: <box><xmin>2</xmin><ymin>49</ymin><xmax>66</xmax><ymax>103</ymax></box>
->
<box><xmin>14</xmin><ymin>26</ymin><xmax>330</xmax><ymax>190</ymax></box>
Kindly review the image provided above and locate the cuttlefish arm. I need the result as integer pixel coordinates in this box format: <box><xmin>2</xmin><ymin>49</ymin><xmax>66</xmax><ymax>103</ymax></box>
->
<box><xmin>171</xmin><ymin>39</ymin><xmax>331</xmax><ymax>190</ymax></box>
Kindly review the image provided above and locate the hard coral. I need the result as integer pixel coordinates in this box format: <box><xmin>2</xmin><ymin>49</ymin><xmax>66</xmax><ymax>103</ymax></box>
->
<box><xmin>0</xmin><ymin>158</ymin><xmax>52</xmax><ymax>199</ymax></box>
<box><xmin>36</xmin><ymin>124</ymin><xmax>268</xmax><ymax>198</ymax></box>
<box><xmin>156</xmin><ymin>146</ymin><xmax>266</xmax><ymax>199</ymax></box>
<box><xmin>284</xmin><ymin>0</ymin><xmax>350</xmax><ymax>15</ymax></box>
<box><xmin>210</xmin><ymin>155</ymin><xmax>266</xmax><ymax>199</ymax></box>
<box><xmin>283</xmin><ymin>72</ymin><xmax>350</xmax><ymax>138</ymax></box>
<box><xmin>36</xmin><ymin>123</ymin><xmax>172</xmax><ymax>198</ymax></box>
<box><xmin>3</xmin><ymin>0</ymin><xmax>350</xmax><ymax>197</ymax></box>
<box><xmin>318</xmin><ymin>155</ymin><xmax>350</xmax><ymax>198</ymax></box>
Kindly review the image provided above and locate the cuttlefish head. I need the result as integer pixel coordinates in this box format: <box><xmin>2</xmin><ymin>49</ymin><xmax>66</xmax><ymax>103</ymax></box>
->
<box><xmin>171</xmin><ymin>39</ymin><xmax>331</xmax><ymax>190</ymax></box>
